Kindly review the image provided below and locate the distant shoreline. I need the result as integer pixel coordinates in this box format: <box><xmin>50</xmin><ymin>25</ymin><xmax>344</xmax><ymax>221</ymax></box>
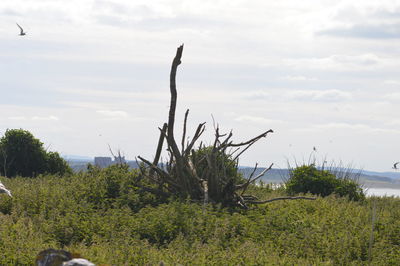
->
<box><xmin>365</xmin><ymin>188</ymin><xmax>400</xmax><ymax>197</ymax></box>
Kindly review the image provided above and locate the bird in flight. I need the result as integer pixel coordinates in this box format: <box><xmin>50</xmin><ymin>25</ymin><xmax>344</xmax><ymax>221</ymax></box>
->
<box><xmin>16</xmin><ymin>23</ymin><xmax>26</xmax><ymax>36</ymax></box>
<box><xmin>313</xmin><ymin>146</ymin><xmax>317</xmax><ymax>152</ymax></box>
<box><xmin>393</xmin><ymin>162</ymin><xmax>400</xmax><ymax>170</ymax></box>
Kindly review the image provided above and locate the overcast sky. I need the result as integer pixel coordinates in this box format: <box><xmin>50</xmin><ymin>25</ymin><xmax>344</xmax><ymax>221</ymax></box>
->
<box><xmin>1</xmin><ymin>0</ymin><xmax>400</xmax><ymax>172</ymax></box>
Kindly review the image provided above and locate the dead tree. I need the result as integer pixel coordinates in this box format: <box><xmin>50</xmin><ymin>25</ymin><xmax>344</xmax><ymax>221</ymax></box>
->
<box><xmin>138</xmin><ymin>45</ymin><xmax>315</xmax><ymax>208</ymax></box>
<box><xmin>108</xmin><ymin>145</ymin><xmax>127</xmax><ymax>167</ymax></box>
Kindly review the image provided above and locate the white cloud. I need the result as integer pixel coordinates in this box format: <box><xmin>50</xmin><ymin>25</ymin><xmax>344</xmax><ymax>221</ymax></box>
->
<box><xmin>57</xmin><ymin>88</ymin><xmax>168</xmax><ymax>101</ymax></box>
<box><xmin>243</xmin><ymin>91</ymin><xmax>270</xmax><ymax>100</ymax></box>
<box><xmin>316</xmin><ymin>123</ymin><xmax>372</xmax><ymax>130</ymax></box>
<box><xmin>384</xmin><ymin>119</ymin><xmax>400</xmax><ymax>126</ymax></box>
<box><xmin>32</xmin><ymin>116</ymin><xmax>59</xmax><ymax>121</ymax></box>
<box><xmin>8</xmin><ymin>116</ymin><xmax>27</xmax><ymax>120</ymax></box>
<box><xmin>284</xmin><ymin>54</ymin><xmax>388</xmax><ymax>71</ymax></box>
<box><xmin>96</xmin><ymin>110</ymin><xmax>129</xmax><ymax>119</ymax></box>
<box><xmin>384</xmin><ymin>80</ymin><xmax>400</xmax><ymax>85</ymax></box>
<box><xmin>282</xmin><ymin>75</ymin><xmax>317</xmax><ymax>81</ymax></box>
<box><xmin>382</xmin><ymin>92</ymin><xmax>400</xmax><ymax>101</ymax></box>
<box><xmin>285</xmin><ymin>89</ymin><xmax>352</xmax><ymax>102</ymax></box>
<box><xmin>299</xmin><ymin>122</ymin><xmax>400</xmax><ymax>134</ymax></box>
<box><xmin>235</xmin><ymin>115</ymin><xmax>285</xmax><ymax>125</ymax></box>
<box><xmin>317</xmin><ymin>23</ymin><xmax>400</xmax><ymax>39</ymax></box>
<box><xmin>317</xmin><ymin>5</ymin><xmax>400</xmax><ymax>39</ymax></box>
<box><xmin>7</xmin><ymin>116</ymin><xmax>59</xmax><ymax>121</ymax></box>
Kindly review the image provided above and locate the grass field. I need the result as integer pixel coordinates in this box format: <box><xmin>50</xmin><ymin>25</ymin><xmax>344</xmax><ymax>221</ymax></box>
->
<box><xmin>0</xmin><ymin>167</ymin><xmax>399</xmax><ymax>265</ymax></box>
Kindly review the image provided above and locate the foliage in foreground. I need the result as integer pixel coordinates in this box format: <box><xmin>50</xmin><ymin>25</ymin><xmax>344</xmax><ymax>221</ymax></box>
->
<box><xmin>0</xmin><ymin>167</ymin><xmax>399</xmax><ymax>265</ymax></box>
<box><xmin>286</xmin><ymin>164</ymin><xmax>365</xmax><ymax>201</ymax></box>
<box><xmin>0</xmin><ymin>129</ymin><xmax>72</xmax><ymax>177</ymax></box>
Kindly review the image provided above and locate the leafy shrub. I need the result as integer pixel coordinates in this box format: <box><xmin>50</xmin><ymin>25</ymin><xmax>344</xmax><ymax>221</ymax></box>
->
<box><xmin>0</xmin><ymin>129</ymin><xmax>71</xmax><ymax>177</ymax></box>
<box><xmin>74</xmin><ymin>164</ymin><xmax>161</xmax><ymax>211</ymax></box>
<box><xmin>334</xmin><ymin>178</ymin><xmax>365</xmax><ymax>201</ymax></box>
<box><xmin>46</xmin><ymin>151</ymin><xmax>72</xmax><ymax>176</ymax></box>
<box><xmin>286</xmin><ymin>165</ymin><xmax>365</xmax><ymax>201</ymax></box>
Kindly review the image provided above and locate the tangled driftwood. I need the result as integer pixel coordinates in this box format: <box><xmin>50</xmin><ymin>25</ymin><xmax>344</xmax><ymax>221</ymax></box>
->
<box><xmin>138</xmin><ymin>45</ymin><xmax>315</xmax><ymax>208</ymax></box>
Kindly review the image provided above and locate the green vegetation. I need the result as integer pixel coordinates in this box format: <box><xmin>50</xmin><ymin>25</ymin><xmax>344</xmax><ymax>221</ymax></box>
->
<box><xmin>191</xmin><ymin>146</ymin><xmax>244</xmax><ymax>185</ymax></box>
<box><xmin>1</xmin><ymin>166</ymin><xmax>399</xmax><ymax>265</ymax></box>
<box><xmin>0</xmin><ymin>129</ymin><xmax>71</xmax><ymax>178</ymax></box>
<box><xmin>286</xmin><ymin>164</ymin><xmax>365</xmax><ymax>201</ymax></box>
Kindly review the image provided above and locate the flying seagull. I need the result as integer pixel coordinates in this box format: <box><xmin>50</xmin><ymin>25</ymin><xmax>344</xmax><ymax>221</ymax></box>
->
<box><xmin>393</xmin><ymin>162</ymin><xmax>400</xmax><ymax>170</ymax></box>
<box><xmin>0</xmin><ymin>181</ymin><xmax>12</xmax><ymax>197</ymax></box>
<box><xmin>16</xmin><ymin>23</ymin><xmax>26</xmax><ymax>36</ymax></box>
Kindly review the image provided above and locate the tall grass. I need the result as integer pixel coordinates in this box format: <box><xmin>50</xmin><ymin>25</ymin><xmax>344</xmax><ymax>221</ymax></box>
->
<box><xmin>285</xmin><ymin>155</ymin><xmax>363</xmax><ymax>185</ymax></box>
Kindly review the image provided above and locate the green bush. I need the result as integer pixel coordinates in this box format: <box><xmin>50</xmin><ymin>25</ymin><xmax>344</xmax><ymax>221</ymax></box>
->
<box><xmin>334</xmin><ymin>178</ymin><xmax>365</xmax><ymax>201</ymax></box>
<box><xmin>46</xmin><ymin>151</ymin><xmax>72</xmax><ymax>176</ymax></box>
<box><xmin>0</xmin><ymin>129</ymin><xmax>71</xmax><ymax>177</ymax></box>
<box><xmin>73</xmin><ymin>164</ymin><xmax>161</xmax><ymax>211</ymax></box>
<box><xmin>286</xmin><ymin>165</ymin><xmax>365</xmax><ymax>201</ymax></box>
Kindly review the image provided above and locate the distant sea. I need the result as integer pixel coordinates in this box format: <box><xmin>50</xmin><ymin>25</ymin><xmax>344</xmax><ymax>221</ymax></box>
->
<box><xmin>365</xmin><ymin>188</ymin><xmax>400</xmax><ymax>197</ymax></box>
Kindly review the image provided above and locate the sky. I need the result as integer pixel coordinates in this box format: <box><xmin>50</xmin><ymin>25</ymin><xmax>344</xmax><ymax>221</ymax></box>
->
<box><xmin>0</xmin><ymin>0</ymin><xmax>400</xmax><ymax>172</ymax></box>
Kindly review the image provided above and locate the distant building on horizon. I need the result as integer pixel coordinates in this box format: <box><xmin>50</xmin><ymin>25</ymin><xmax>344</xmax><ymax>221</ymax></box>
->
<box><xmin>94</xmin><ymin>156</ymin><xmax>127</xmax><ymax>168</ymax></box>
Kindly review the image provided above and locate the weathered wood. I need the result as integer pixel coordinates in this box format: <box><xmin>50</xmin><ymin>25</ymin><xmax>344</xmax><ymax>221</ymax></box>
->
<box><xmin>150</xmin><ymin>123</ymin><xmax>167</xmax><ymax>176</ymax></box>
<box><xmin>138</xmin><ymin>44</ymin><xmax>276</xmax><ymax>208</ymax></box>
<box><xmin>248</xmin><ymin>196</ymin><xmax>317</xmax><ymax>204</ymax></box>
<box><xmin>181</xmin><ymin>109</ymin><xmax>189</xmax><ymax>152</ymax></box>
<box><xmin>184</xmin><ymin>122</ymin><xmax>206</xmax><ymax>156</ymax></box>
<box><xmin>226</xmin><ymin>129</ymin><xmax>274</xmax><ymax>148</ymax></box>
<box><xmin>167</xmin><ymin>44</ymin><xmax>184</xmax><ymax>159</ymax></box>
<box><xmin>238</xmin><ymin>163</ymin><xmax>274</xmax><ymax>194</ymax></box>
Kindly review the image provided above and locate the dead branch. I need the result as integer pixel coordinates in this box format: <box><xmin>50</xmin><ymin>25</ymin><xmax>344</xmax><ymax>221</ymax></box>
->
<box><xmin>220</xmin><ymin>131</ymin><xmax>233</xmax><ymax>149</ymax></box>
<box><xmin>248</xmin><ymin>163</ymin><xmax>259</xmax><ymax>181</ymax></box>
<box><xmin>138</xmin><ymin>156</ymin><xmax>180</xmax><ymax>189</ymax></box>
<box><xmin>184</xmin><ymin>122</ymin><xmax>206</xmax><ymax>156</ymax></box>
<box><xmin>249</xmin><ymin>163</ymin><xmax>274</xmax><ymax>184</ymax></box>
<box><xmin>108</xmin><ymin>144</ymin><xmax>116</xmax><ymax>158</ymax></box>
<box><xmin>248</xmin><ymin>196</ymin><xmax>317</xmax><ymax>204</ymax></box>
<box><xmin>167</xmin><ymin>44</ymin><xmax>184</xmax><ymax>158</ymax></box>
<box><xmin>150</xmin><ymin>123</ymin><xmax>167</xmax><ymax>175</ymax></box>
<box><xmin>239</xmin><ymin>163</ymin><xmax>274</xmax><ymax>196</ymax></box>
<box><xmin>225</xmin><ymin>129</ymin><xmax>274</xmax><ymax>148</ymax></box>
<box><xmin>153</xmin><ymin>123</ymin><xmax>167</xmax><ymax>167</ymax></box>
<box><xmin>212</xmin><ymin>127</ymin><xmax>221</xmax><ymax>149</ymax></box>
<box><xmin>233</xmin><ymin>137</ymin><xmax>259</xmax><ymax>161</ymax></box>
<box><xmin>108</xmin><ymin>144</ymin><xmax>125</xmax><ymax>165</ymax></box>
<box><xmin>182</xmin><ymin>109</ymin><xmax>189</xmax><ymax>152</ymax></box>
<box><xmin>242</xmin><ymin>195</ymin><xmax>259</xmax><ymax>201</ymax></box>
